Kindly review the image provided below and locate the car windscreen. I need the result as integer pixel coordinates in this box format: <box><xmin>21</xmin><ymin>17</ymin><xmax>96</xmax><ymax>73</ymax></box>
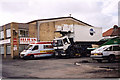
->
<box><xmin>94</xmin><ymin>46</ymin><xmax>109</xmax><ymax>51</ymax></box>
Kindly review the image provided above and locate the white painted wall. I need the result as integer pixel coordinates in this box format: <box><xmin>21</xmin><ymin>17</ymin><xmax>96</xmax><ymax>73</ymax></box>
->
<box><xmin>74</xmin><ymin>25</ymin><xmax>102</xmax><ymax>42</ymax></box>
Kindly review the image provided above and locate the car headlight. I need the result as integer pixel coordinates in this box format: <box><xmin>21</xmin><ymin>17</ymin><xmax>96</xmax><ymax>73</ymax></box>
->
<box><xmin>20</xmin><ymin>54</ymin><xmax>25</xmax><ymax>56</ymax></box>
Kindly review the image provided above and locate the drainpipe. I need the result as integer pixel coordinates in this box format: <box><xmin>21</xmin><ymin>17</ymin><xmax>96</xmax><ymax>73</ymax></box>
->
<box><xmin>36</xmin><ymin>21</ymin><xmax>40</xmax><ymax>42</ymax></box>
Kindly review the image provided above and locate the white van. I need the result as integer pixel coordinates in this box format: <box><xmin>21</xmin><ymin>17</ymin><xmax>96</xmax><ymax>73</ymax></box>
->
<box><xmin>20</xmin><ymin>42</ymin><xmax>54</xmax><ymax>59</ymax></box>
<box><xmin>90</xmin><ymin>44</ymin><xmax>120</xmax><ymax>62</ymax></box>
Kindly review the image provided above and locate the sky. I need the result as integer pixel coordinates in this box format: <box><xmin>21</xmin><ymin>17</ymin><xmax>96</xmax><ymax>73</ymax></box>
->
<box><xmin>0</xmin><ymin>0</ymin><xmax>119</xmax><ymax>32</ymax></box>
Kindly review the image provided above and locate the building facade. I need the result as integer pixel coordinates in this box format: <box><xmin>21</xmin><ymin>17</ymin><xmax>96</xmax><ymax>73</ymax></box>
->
<box><xmin>0</xmin><ymin>17</ymin><xmax>100</xmax><ymax>59</ymax></box>
<box><xmin>0</xmin><ymin>22</ymin><xmax>37</xmax><ymax>58</ymax></box>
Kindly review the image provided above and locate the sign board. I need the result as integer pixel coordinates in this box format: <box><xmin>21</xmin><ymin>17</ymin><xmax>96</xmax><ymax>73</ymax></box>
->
<box><xmin>13</xmin><ymin>38</ymin><xmax>18</xmax><ymax>45</ymax></box>
<box><xmin>6</xmin><ymin>29</ymin><xmax>11</xmax><ymax>37</ymax></box>
<box><xmin>20</xmin><ymin>38</ymin><xmax>37</xmax><ymax>44</ymax></box>
<box><xmin>0</xmin><ymin>39</ymin><xmax>10</xmax><ymax>45</ymax></box>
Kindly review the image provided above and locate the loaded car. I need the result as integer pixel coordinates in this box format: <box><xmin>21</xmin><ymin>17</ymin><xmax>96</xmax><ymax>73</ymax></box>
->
<box><xmin>90</xmin><ymin>44</ymin><xmax>120</xmax><ymax>62</ymax></box>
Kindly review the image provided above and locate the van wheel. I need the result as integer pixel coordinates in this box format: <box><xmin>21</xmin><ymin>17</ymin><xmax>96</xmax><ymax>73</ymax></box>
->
<box><xmin>97</xmin><ymin>60</ymin><xmax>102</xmax><ymax>63</ymax></box>
<box><xmin>30</xmin><ymin>55</ymin><xmax>34</xmax><ymax>59</ymax></box>
<box><xmin>108</xmin><ymin>55</ymin><xmax>115</xmax><ymax>62</ymax></box>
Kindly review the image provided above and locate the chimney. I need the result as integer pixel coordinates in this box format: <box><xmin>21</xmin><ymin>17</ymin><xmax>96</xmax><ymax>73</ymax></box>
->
<box><xmin>111</xmin><ymin>25</ymin><xmax>119</xmax><ymax>36</ymax></box>
<box><xmin>113</xmin><ymin>25</ymin><xmax>118</xmax><ymax>29</ymax></box>
<box><xmin>69</xmin><ymin>14</ymin><xmax>71</xmax><ymax>17</ymax></box>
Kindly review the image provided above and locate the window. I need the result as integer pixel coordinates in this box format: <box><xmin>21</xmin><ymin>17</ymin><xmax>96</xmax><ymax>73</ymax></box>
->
<box><xmin>63</xmin><ymin>38</ymin><xmax>69</xmax><ymax>44</ymax></box>
<box><xmin>19</xmin><ymin>45</ymin><xmax>28</xmax><ymax>52</ymax></box>
<box><xmin>25</xmin><ymin>45</ymin><xmax>33</xmax><ymax>50</ymax></box>
<box><xmin>57</xmin><ymin>40</ymin><xmax>63</xmax><ymax>46</ymax></box>
<box><xmin>113</xmin><ymin>46</ymin><xmax>120</xmax><ymax>51</ymax></box>
<box><xmin>19</xmin><ymin>29</ymin><xmax>29</xmax><ymax>37</ymax></box>
<box><xmin>25</xmin><ymin>31</ymin><xmax>28</xmax><ymax>37</ymax></box>
<box><xmin>105</xmin><ymin>46</ymin><xmax>112</xmax><ymax>51</ymax></box>
<box><xmin>32</xmin><ymin>45</ymin><xmax>38</xmax><ymax>51</ymax></box>
<box><xmin>6</xmin><ymin>29</ymin><xmax>11</xmax><ymax>38</ymax></box>
<box><xmin>13</xmin><ymin>30</ymin><xmax>18</xmax><ymax>36</ymax></box>
<box><xmin>0</xmin><ymin>46</ymin><xmax>4</xmax><ymax>54</ymax></box>
<box><xmin>7</xmin><ymin>46</ymin><xmax>11</xmax><ymax>54</ymax></box>
<box><xmin>0</xmin><ymin>31</ymin><xmax>4</xmax><ymax>39</ymax></box>
<box><xmin>20</xmin><ymin>30</ymin><xmax>25</xmax><ymax>36</ymax></box>
<box><xmin>44</xmin><ymin>45</ymin><xmax>53</xmax><ymax>49</ymax></box>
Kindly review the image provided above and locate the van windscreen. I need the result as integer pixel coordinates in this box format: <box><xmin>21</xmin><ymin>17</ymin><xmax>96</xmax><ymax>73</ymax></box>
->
<box><xmin>25</xmin><ymin>45</ymin><xmax>33</xmax><ymax>50</ymax></box>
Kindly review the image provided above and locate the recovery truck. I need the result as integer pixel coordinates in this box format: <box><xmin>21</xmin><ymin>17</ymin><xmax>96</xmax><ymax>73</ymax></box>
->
<box><xmin>53</xmin><ymin>24</ymin><xmax>102</xmax><ymax>58</ymax></box>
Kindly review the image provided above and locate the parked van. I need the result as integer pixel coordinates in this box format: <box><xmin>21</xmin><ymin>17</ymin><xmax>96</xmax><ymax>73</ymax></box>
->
<box><xmin>90</xmin><ymin>44</ymin><xmax>120</xmax><ymax>62</ymax></box>
<box><xmin>20</xmin><ymin>42</ymin><xmax>54</xmax><ymax>59</ymax></box>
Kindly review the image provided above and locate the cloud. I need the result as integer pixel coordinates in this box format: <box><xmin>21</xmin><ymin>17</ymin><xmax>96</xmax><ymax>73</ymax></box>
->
<box><xmin>0</xmin><ymin>0</ymin><xmax>119</xmax><ymax>32</ymax></box>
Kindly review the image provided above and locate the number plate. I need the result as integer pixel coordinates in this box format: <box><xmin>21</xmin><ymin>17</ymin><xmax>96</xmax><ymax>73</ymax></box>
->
<box><xmin>94</xmin><ymin>54</ymin><xmax>98</xmax><ymax>55</ymax></box>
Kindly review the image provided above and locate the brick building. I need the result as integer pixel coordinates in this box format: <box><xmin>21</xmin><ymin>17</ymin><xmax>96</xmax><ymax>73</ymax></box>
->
<box><xmin>0</xmin><ymin>17</ymin><xmax>97</xmax><ymax>59</ymax></box>
<box><xmin>0</xmin><ymin>22</ymin><xmax>37</xmax><ymax>58</ymax></box>
<box><xmin>103</xmin><ymin>25</ymin><xmax>120</xmax><ymax>38</ymax></box>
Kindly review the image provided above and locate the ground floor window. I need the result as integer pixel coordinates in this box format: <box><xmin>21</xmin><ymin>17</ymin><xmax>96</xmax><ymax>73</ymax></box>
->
<box><xmin>0</xmin><ymin>45</ymin><xmax>4</xmax><ymax>54</ymax></box>
<box><xmin>7</xmin><ymin>45</ymin><xmax>11</xmax><ymax>54</ymax></box>
<box><xmin>19</xmin><ymin>45</ymin><xmax>28</xmax><ymax>53</ymax></box>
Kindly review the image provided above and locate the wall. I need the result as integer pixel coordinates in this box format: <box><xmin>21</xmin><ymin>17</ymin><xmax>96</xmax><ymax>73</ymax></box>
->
<box><xmin>39</xmin><ymin>22</ymin><xmax>55</xmax><ymax>41</ymax></box>
<box><xmin>1</xmin><ymin>22</ymin><xmax>37</xmax><ymax>59</ymax></box>
<box><xmin>29</xmin><ymin>24</ymin><xmax>37</xmax><ymax>38</ymax></box>
<box><xmin>11</xmin><ymin>23</ymin><xmax>19</xmax><ymax>58</ymax></box>
<box><xmin>38</xmin><ymin>18</ymin><xmax>85</xmax><ymax>41</ymax></box>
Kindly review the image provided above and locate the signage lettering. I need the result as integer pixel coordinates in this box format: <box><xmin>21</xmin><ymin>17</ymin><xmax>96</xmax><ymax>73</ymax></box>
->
<box><xmin>20</xmin><ymin>38</ymin><xmax>37</xmax><ymax>44</ymax></box>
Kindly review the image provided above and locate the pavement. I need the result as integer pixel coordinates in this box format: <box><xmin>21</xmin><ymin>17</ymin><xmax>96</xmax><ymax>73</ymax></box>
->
<box><xmin>1</xmin><ymin>55</ymin><xmax>120</xmax><ymax>79</ymax></box>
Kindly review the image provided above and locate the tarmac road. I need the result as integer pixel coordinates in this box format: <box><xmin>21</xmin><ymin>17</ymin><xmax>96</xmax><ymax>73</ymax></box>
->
<box><xmin>1</xmin><ymin>55</ymin><xmax>120</xmax><ymax>79</ymax></box>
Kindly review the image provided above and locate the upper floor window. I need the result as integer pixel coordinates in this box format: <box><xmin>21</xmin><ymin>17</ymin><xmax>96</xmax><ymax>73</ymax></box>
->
<box><xmin>19</xmin><ymin>29</ymin><xmax>29</xmax><ymax>37</ymax></box>
<box><xmin>0</xmin><ymin>31</ymin><xmax>4</xmax><ymax>39</ymax></box>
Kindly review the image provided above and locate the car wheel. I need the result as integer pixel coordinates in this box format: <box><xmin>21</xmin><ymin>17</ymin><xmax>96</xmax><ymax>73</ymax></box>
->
<box><xmin>30</xmin><ymin>55</ymin><xmax>34</xmax><ymax>59</ymax></box>
<box><xmin>108</xmin><ymin>55</ymin><xmax>115</xmax><ymax>63</ymax></box>
<box><xmin>97</xmin><ymin>60</ymin><xmax>102</xmax><ymax>63</ymax></box>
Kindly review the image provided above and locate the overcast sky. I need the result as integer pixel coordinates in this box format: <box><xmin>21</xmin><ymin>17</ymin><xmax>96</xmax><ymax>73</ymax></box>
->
<box><xmin>0</xmin><ymin>0</ymin><xmax>119</xmax><ymax>32</ymax></box>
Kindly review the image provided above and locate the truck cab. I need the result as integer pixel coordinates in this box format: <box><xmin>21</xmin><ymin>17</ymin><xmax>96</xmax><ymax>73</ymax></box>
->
<box><xmin>53</xmin><ymin>36</ymin><xmax>71</xmax><ymax>57</ymax></box>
